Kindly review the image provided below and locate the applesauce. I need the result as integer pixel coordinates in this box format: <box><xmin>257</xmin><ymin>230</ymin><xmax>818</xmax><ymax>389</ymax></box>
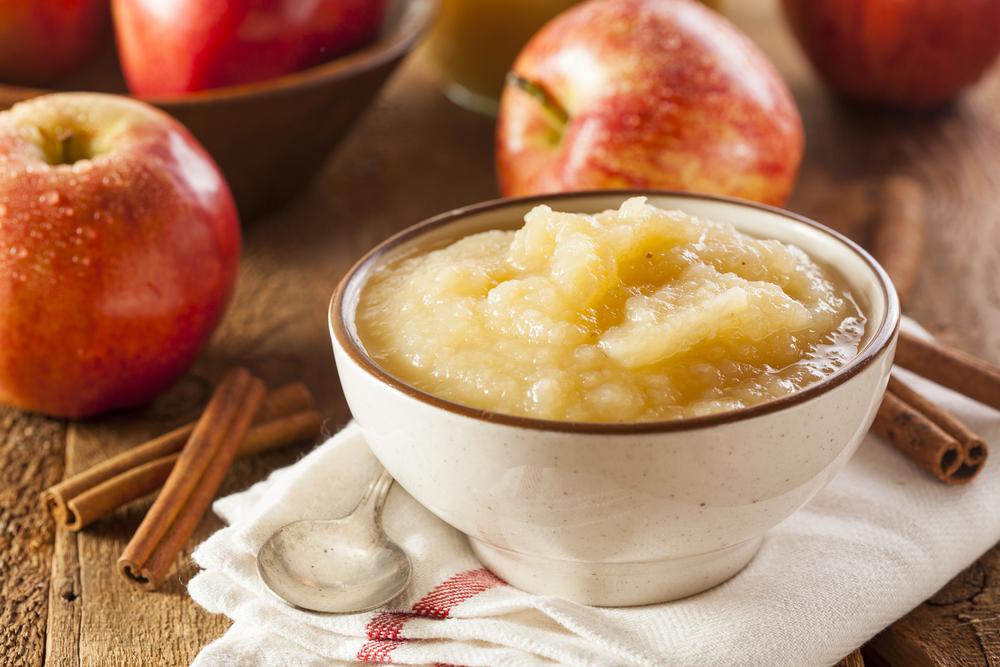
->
<box><xmin>356</xmin><ymin>198</ymin><xmax>865</xmax><ymax>422</ymax></box>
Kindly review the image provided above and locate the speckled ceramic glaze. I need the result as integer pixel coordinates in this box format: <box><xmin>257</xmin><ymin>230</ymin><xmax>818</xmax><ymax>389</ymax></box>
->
<box><xmin>330</xmin><ymin>191</ymin><xmax>900</xmax><ymax>607</ymax></box>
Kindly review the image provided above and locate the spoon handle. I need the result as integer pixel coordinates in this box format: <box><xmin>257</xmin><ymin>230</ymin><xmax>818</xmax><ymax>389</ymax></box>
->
<box><xmin>354</xmin><ymin>466</ymin><xmax>395</xmax><ymax>525</ymax></box>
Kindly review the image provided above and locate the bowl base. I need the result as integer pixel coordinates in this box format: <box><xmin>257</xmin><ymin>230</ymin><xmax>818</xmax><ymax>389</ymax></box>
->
<box><xmin>469</xmin><ymin>535</ymin><xmax>763</xmax><ymax>607</ymax></box>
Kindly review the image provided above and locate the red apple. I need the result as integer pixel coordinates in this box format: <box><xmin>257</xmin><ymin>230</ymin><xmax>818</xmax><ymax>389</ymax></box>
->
<box><xmin>113</xmin><ymin>0</ymin><xmax>388</xmax><ymax>95</ymax></box>
<box><xmin>782</xmin><ymin>0</ymin><xmax>1000</xmax><ymax>108</ymax></box>
<box><xmin>0</xmin><ymin>93</ymin><xmax>240</xmax><ymax>417</ymax></box>
<box><xmin>0</xmin><ymin>0</ymin><xmax>109</xmax><ymax>86</ymax></box>
<box><xmin>496</xmin><ymin>0</ymin><xmax>804</xmax><ymax>206</ymax></box>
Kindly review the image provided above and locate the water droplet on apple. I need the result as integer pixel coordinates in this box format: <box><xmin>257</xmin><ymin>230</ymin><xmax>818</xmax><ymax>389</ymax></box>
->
<box><xmin>40</xmin><ymin>190</ymin><xmax>62</xmax><ymax>206</ymax></box>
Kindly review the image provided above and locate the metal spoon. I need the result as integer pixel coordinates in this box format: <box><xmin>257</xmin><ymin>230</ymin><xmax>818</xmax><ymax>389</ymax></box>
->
<box><xmin>256</xmin><ymin>466</ymin><xmax>411</xmax><ymax>613</ymax></box>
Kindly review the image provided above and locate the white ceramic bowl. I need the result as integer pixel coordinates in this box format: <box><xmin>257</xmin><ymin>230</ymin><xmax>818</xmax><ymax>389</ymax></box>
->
<box><xmin>330</xmin><ymin>191</ymin><xmax>900</xmax><ymax>606</ymax></box>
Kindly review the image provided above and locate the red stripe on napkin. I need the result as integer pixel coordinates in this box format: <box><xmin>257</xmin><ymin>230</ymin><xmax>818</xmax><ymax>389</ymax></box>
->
<box><xmin>412</xmin><ymin>568</ymin><xmax>505</xmax><ymax>619</ymax></box>
<box><xmin>356</xmin><ymin>638</ymin><xmax>406</xmax><ymax>663</ymax></box>
<box><xmin>365</xmin><ymin>611</ymin><xmax>413</xmax><ymax>640</ymax></box>
<box><xmin>355</xmin><ymin>568</ymin><xmax>505</xmax><ymax>663</ymax></box>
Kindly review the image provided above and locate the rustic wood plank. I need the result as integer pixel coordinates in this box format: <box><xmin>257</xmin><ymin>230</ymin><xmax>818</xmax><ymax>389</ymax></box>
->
<box><xmin>0</xmin><ymin>408</ymin><xmax>66</xmax><ymax>667</ymax></box>
<box><xmin>873</xmin><ymin>547</ymin><xmax>1000</xmax><ymax>667</ymax></box>
<box><xmin>47</xmin><ymin>380</ymin><xmax>323</xmax><ymax>665</ymax></box>
<box><xmin>44</xmin><ymin>528</ymin><xmax>81</xmax><ymax>667</ymax></box>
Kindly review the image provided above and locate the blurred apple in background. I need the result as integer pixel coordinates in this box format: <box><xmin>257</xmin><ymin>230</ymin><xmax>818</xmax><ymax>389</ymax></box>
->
<box><xmin>0</xmin><ymin>0</ymin><xmax>109</xmax><ymax>86</ymax></box>
<box><xmin>113</xmin><ymin>0</ymin><xmax>388</xmax><ymax>95</ymax></box>
<box><xmin>783</xmin><ymin>0</ymin><xmax>1000</xmax><ymax>108</ymax></box>
<box><xmin>0</xmin><ymin>93</ymin><xmax>240</xmax><ymax>417</ymax></box>
<box><xmin>496</xmin><ymin>0</ymin><xmax>803</xmax><ymax>206</ymax></box>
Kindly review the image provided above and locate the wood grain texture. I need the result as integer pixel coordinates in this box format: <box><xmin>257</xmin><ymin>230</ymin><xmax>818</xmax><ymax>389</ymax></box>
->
<box><xmin>43</xmin><ymin>382</ymin><xmax>321</xmax><ymax>665</ymax></box>
<box><xmin>44</xmin><ymin>528</ymin><xmax>81</xmax><ymax>667</ymax></box>
<box><xmin>872</xmin><ymin>546</ymin><xmax>1000</xmax><ymax>666</ymax></box>
<box><xmin>0</xmin><ymin>408</ymin><xmax>66</xmax><ymax>667</ymax></box>
<box><xmin>0</xmin><ymin>1</ymin><xmax>996</xmax><ymax>664</ymax></box>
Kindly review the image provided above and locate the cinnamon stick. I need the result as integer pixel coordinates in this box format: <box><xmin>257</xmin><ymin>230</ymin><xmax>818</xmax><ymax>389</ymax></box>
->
<box><xmin>895</xmin><ymin>330</ymin><xmax>1000</xmax><ymax>413</ymax></box>
<box><xmin>118</xmin><ymin>368</ymin><xmax>265</xmax><ymax>590</ymax></box>
<box><xmin>884</xmin><ymin>376</ymin><xmax>987</xmax><ymax>482</ymax></box>
<box><xmin>872</xmin><ymin>389</ymin><xmax>965</xmax><ymax>484</ymax></box>
<box><xmin>872</xmin><ymin>175</ymin><xmax>926</xmax><ymax>307</ymax></box>
<box><xmin>888</xmin><ymin>377</ymin><xmax>987</xmax><ymax>462</ymax></box>
<box><xmin>53</xmin><ymin>410</ymin><xmax>322</xmax><ymax>531</ymax></box>
<box><xmin>41</xmin><ymin>382</ymin><xmax>314</xmax><ymax>528</ymax></box>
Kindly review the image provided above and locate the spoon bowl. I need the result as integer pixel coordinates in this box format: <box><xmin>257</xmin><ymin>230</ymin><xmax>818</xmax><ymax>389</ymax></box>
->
<box><xmin>257</xmin><ymin>469</ymin><xmax>411</xmax><ymax>613</ymax></box>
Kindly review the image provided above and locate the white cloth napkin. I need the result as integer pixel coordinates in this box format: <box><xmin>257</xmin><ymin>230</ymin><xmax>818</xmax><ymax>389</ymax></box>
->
<box><xmin>189</xmin><ymin>321</ymin><xmax>1000</xmax><ymax>667</ymax></box>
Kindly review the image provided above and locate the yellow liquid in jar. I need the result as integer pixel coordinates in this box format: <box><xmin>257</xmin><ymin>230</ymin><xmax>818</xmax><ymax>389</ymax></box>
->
<box><xmin>424</xmin><ymin>0</ymin><xmax>582</xmax><ymax>115</ymax></box>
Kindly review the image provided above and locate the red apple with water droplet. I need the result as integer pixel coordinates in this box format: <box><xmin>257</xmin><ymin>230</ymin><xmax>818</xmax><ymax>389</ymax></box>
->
<box><xmin>496</xmin><ymin>0</ymin><xmax>804</xmax><ymax>206</ymax></box>
<box><xmin>0</xmin><ymin>0</ymin><xmax>109</xmax><ymax>86</ymax></box>
<box><xmin>0</xmin><ymin>93</ymin><xmax>240</xmax><ymax>417</ymax></box>
<box><xmin>113</xmin><ymin>0</ymin><xmax>388</xmax><ymax>95</ymax></box>
<box><xmin>782</xmin><ymin>0</ymin><xmax>1000</xmax><ymax>108</ymax></box>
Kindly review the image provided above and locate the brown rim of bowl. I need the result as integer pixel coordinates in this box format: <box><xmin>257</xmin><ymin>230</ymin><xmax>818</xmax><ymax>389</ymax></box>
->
<box><xmin>0</xmin><ymin>0</ymin><xmax>438</xmax><ymax>106</ymax></box>
<box><xmin>331</xmin><ymin>189</ymin><xmax>901</xmax><ymax>435</ymax></box>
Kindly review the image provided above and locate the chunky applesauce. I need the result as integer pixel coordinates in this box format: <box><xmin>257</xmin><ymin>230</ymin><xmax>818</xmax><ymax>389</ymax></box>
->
<box><xmin>357</xmin><ymin>198</ymin><xmax>865</xmax><ymax>422</ymax></box>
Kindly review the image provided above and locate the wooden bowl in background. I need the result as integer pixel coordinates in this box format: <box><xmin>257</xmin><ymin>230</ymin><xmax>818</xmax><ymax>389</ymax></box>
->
<box><xmin>0</xmin><ymin>0</ymin><xmax>439</xmax><ymax>220</ymax></box>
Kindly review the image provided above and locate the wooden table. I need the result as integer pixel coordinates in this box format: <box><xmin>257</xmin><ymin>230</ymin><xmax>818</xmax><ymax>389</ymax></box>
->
<box><xmin>2</xmin><ymin>2</ymin><xmax>998</xmax><ymax>665</ymax></box>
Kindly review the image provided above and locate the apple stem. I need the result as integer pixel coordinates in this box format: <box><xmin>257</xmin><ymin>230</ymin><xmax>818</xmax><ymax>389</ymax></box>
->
<box><xmin>41</xmin><ymin>127</ymin><xmax>78</xmax><ymax>165</ymax></box>
<box><xmin>57</xmin><ymin>128</ymin><xmax>74</xmax><ymax>163</ymax></box>
<box><xmin>507</xmin><ymin>72</ymin><xmax>569</xmax><ymax>135</ymax></box>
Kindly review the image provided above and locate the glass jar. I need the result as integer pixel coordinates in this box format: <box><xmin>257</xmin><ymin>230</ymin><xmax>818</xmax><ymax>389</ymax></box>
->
<box><xmin>424</xmin><ymin>0</ymin><xmax>581</xmax><ymax>116</ymax></box>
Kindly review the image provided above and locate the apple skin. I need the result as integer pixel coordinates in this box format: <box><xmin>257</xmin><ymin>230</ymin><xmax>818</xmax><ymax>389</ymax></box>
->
<box><xmin>783</xmin><ymin>0</ymin><xmax>1000</xmax><ymax>109</ymax></box>
<box><xmin>113</xmin><ymin>0</ymin><xmax>388</xmax><ymax>95</ymax></box>
<box><xmin>0</xmin><ymin>0</ymin><xmax>109</xmax><ymax>86</ymax></box>
<box><xmin>0</xmin><ymin>93</ymin><xmax>240</xmax><ymax>418</ymax></box>
<box><xmin>496</xmin><ymin>0</ymin><xmax>804</xmax><ymax>206</ymax></box>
